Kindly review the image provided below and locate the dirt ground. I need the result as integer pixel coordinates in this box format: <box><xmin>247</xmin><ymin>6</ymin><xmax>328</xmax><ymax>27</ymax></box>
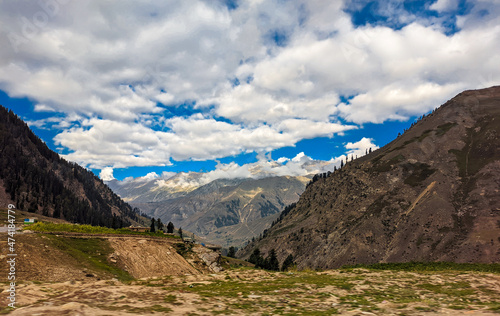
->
<box><xmin>1</xmin><ymin>232</ymin><xmax>498</xmax><ymax>315</ymax></box>
<box><xmin>0</xmin><ymin>232</ymin><xmax>215</xmax><ymax>282</ymax></box>
<box><xmin>106</xmin><ymin>237</ymin><xmax>201</xmax><ymax>278</ymax></box>
<box><xmin>1</xmin><ymin>268</ymin><xmax>499</xmax><ymax>315</ymax></box>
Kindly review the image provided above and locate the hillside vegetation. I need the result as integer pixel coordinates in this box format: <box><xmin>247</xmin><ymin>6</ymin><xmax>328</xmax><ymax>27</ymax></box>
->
<box><xmin>0</xmin><ymin>105</ymin><xmax>142</xmax><ymax>227</ymax></box>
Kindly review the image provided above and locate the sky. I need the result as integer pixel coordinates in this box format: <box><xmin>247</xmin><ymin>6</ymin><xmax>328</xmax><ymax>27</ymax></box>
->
<box><xmin>0</xmin><ymin>0</ymin><xmax>499</xmax><ymax>183</ymax></box>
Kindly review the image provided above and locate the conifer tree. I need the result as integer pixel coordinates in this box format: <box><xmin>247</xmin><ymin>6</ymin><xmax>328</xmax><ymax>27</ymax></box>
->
<box><xmin>157</xmin><ymin>218</ymin><xmax>164</xmax><ymax>232</ymax></box>
<box><xmin>227</xmin><ymin>246</ymin><xmax>236</xmax><ymax>258</ymax></box>
<box><xmin>281</xmin><ymin>254</ymin><xmax>295</xmax><ymax>271</ymax></box>
<box><xmin>267</xmin><ymin>249</ymin><xmax>280</xmax><ymax>271</ymax></box>
<box><xmin>150</xmin><ymin>218</ymin><xmax>156</xmax><ymax>233</ymax></box>
<box><xmin>166</xmin><ymin>221</ymin><xmax>174</xmax><ymax>234</ymax></box>
<box><xmin>249</xmin><ymin>248</ymin><xmax>261</xmax><ymax>265</ymax></box>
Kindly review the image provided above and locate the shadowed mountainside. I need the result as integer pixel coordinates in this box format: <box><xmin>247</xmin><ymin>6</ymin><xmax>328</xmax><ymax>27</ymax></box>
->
<box><xmin>0</xmin><ymin>105</ymin><xmax>142</xmax><ymax>227</ymax></box>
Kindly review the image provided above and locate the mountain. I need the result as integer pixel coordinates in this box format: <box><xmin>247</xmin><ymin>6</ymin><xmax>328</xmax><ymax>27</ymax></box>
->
<box><xmin>106</xmin><ymin>172</ymin><xmax>207</xmax><ymax>203</ymax></box>
<box><xmin>0</xmin><ymin>105</ymin><xmax>141</xmax><ymax>227</ymax></box>
<box><xmin>241</xmin><ymin>86</ymin><xmax>500</xmax><ymax>268</ymax></box>
<box><xmin>109</xmin><ymin>175</ymin><xmax>309</xmax><ymax>247</ymax></box>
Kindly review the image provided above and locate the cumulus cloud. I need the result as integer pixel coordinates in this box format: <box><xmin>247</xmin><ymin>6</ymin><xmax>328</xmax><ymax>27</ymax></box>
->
<box><xmin>345</xmin><ymin>137</ymin><xmax>379</xmax><ymax>158</ymax></box>
<box><xmin>430</xmin><ymin>0</ymin><xmax>460</xmax><ymax>12</ymax></box>
<box><xmin>0</xmin><ymin>0</ymin><xmax>499</xmax><ymax>170</ymax></box>
<box><xmin>111</xmin><ymin>137</ymin><xmax>379</xmax><ymax>189</ymax></box>
<box><xmin>99</xmin><ymin>167</ymin><xmax>115</xmax><ymax>181</ymax></box>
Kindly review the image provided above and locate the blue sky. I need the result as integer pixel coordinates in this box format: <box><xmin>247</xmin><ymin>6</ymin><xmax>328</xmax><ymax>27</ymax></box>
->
<box><xmin>0</xmin><ymin>0</ymin><xmax>499</xmax><ymax>181</ymax></box>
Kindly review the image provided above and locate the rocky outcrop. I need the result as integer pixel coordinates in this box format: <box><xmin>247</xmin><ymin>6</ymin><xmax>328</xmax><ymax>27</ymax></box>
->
<box><xmin>192</xmin><ymin>245</ymin><xmax>224</xmax><ymax>273</ymax></box>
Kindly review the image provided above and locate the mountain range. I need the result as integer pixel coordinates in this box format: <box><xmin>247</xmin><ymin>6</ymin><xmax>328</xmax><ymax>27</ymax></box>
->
<box><xmin>107</xmin><ymin>175</ymin><xmax>309</xmax><ymax>247</ymax></box>
<box><xmin>240</xmin><ymin>86</ymin><xmax>500</xmax><ymax>268</ymax></box>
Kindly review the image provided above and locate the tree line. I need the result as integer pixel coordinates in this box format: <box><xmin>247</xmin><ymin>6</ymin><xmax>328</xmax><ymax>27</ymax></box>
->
<box><xmin>248</xmin><ymin>248</ymin><xmax>295</xmax><ymax>272</ymax></box>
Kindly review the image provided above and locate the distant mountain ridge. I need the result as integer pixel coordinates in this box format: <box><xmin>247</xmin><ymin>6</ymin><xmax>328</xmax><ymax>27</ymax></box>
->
<box><xmin>0</xmin><ymin>105</ymin><xmax>141</xmax><ymax>227</ymax></box>
<box><xmin>108</xmin><ymin>175</ymin><xmax>309</xmax><ymax>247</ymax></box>
<box><xmin>106</xmin><ymin>171</ymin><xmax>209</xmax><ymax>203</ymax></box>
<box><xmin>241</xmin><ymin>86</ymin><xmax>500</xmax><ymax>267</ymax></box>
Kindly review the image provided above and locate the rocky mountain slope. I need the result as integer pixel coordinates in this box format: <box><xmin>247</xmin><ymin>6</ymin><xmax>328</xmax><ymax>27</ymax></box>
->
<box><xmin>241</xmin><ymin>86</ymin><xmax>500</xmax><ymax>268</ymax></box>
<box><xmin>0</xmin><ymin>105</ymin><xmax>141</xmax><ymax>227</ymax></box>
<box><xmin>110</xmin><ymin>176</ymin><xmax>309</xmax><ymax>247</ymax></box>
<box><xmin>106</xmin><ymin>172</ymin><xmax>208</xmax><ymax>203</ymax></box>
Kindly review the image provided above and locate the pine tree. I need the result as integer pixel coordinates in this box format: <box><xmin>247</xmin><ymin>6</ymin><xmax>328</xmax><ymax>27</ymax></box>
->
<box><xmin>157</xmin><ymin>218</ymin><xmax>164</xmax><ymax>232</ymax></box>
<box><xmin>281</xmin><ymin>254</ymin><xmax>295</xmax><ymax>271</ymax></box>
<box><xmin>178</xmin><ymin>227</ymin><xmax>183</xmax><ymax>240</ymax></box>
<box><xmin>150</xmin><ymin>218</ymin><xmax>156</xmax><ymax>233</ymax></box>
<box><xmin>227</xmin><ymin>246</ymin><xmax>236</xmax><ymax>258</ymax></box>
<box><xmin>249</xmin><ymin>248</ymin><xmax>261</xmax><ymax>265</ymax></box>
<box><xmin>167</xmin><ymin>221</ymin><xmax>174</xmax><ymax>234</ymax></box>
<box><xmin>266</xmin><ymin>249</ymin><xmax>280</xmax><ymax>271</ymax></box>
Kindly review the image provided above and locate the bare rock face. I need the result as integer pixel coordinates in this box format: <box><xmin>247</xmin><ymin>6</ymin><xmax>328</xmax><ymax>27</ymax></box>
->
<box><xmin>242</xmin><ymin>86</ymin><xmax>500</xmax><ymax>269</ymax></box>
<box><xmin>192</xmin><ymin>245</ymin><xmax>224</xmax><ymax>273</ymax></box>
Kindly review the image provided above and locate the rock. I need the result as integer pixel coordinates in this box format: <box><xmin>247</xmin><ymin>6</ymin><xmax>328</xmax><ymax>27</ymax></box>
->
<box><xmin>192</xmin><ymin>246</ymin><xmax>224</xmax><ymax>272</ymax></box>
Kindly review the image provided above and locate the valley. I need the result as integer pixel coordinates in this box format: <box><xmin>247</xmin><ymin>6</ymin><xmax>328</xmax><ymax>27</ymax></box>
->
<box><xmin>109</xmin><ymin>176</ymin><xmax>310</xmax><ymax>248</ymax></box>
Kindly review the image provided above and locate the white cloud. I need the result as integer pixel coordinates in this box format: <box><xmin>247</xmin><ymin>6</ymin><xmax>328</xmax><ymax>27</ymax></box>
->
<box><xmin>430</xmin><ymin>0</ymin><xmax>459</xmax><ymax>12</ymax></box>
<box><xmin>345</xmin><ymin>137</ymin><xmax>378</xmax><ymax>158</ymax></box>
<box><xmin>143</xmin><ymin>172</ymin><xmax>159</xmax><ymax>181</ymax></box>
<box><xmin>34</xmin><ymin>104</ymin><xmax>56</xmax><ymax>112</ymax></box>
<box><xmin>337</xmin><ymin>82</ymin><xmax>463</xmax><ymax>124</ymax></box>
<box><xmin>0</xmin><ymin>0</ymin><xmax>499</xmax><ymax>169</ymax></box>
<box><xmin>53</xmin><ymin>115</ymin><xmax>355</xmax><ymax>169</ymax></box>
<box><xmin>99</xmin><ymin>167</ymin><xmax>115</xmax><ymax>181</ymax></box>
<box><xmin>111</xmin><ymin>136</ymin><xmax>379</xmax><ymax>190</ymax></box>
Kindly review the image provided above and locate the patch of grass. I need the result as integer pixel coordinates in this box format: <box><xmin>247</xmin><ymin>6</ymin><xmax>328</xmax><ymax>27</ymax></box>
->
<box><xmin>45</xmin><ymin>235</ymin><xmax>134</xmax><ymax>282</ymax></box>
<box><xmin>287</xmin><ymin>308</ymin><xmax>340</xmax><ymax>315</ymax></box>
<box><xmin>26</xmin><ymin>222</ymin><xmax>180</xmax><ymax>239</ymax></box>
<box><xmin>341</xmin><ymin>262</ymin><xmax>500</xmax><ymax>273</ymax></box>
<box><xmin>164</xmin><ymin>294</ymin><xmax>183</xmax><ymax>305</ymax></box>
<box><xmin>419</xmin><ymin>282</ymin><xmax>475</xmax><ymax>297</ymax></box>
<box><xmin>173</xmin><ymin>243</ymin><xmax>193</xmax><ymax>258</ymax></box>
<box><xmin>366</xmin><ymin>195</ymin><xmax>391</xmax><ymax>217</ymax></box>
<box><xmin>362</xmin><ymin>286</ymin><xmax>421</xmax><ymax>304</ymax></box>
<box><xmin>186</xmin><ymin>272</ymin><xmax>355</xmax><ymax>298</ymax></box>
<box><xmin>372</xmin><ymin>154</ymin><xmax>405</xmax><ymax>173</ymax></box>
<box><xmin>414</xmin><ymin>306</ymin><xmax>436</xmax><ymax>312</ymax></box>
<box><xmin>398</xmin><ymin>129</ymin><xmax>434</xmax><ymax>149</ymax></box>
<box><xmin>417</xmin><ymin>129</ymin><xmax>433</xmax><ymax>142</ymax></box>
<box><xmin>403</xmin><ymin>163</ymin><xmax>436</xmax><ymax>187</ymax></box>
<box><xmin>436</xmin><ymin>122</ymin><xmax>457</xmax><ymax>136</ymax></box>
<box><xmin>488</xmin><ymin>302</ymin><xmax>500</xmax><ymax>312</ymax></box>
<box><xmin>99</xmin><ymin>304</ymin><xmax>173</xmax><ymax>313</ymax></box>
